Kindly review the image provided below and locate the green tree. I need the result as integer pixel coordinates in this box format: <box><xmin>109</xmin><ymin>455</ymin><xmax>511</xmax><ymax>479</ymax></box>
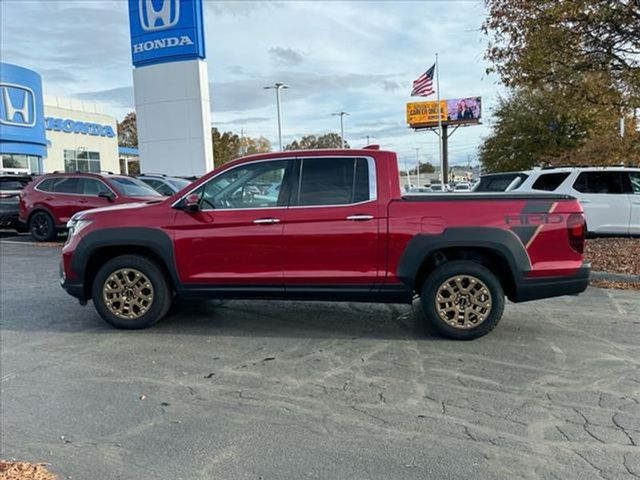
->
<box><xmin>419</xmin><ymin>162</ymin><xmax>435</xmax><ymax>174</ymax></box>
<box><xmin>481</xmin><ymin>0</ymin><xmax>640</xmax><ymax>171</ymax></box>
<box><xmin>483</xmin><ymin>0</ymin><xmax>640</xmax><ymax>109</ymax></box>
<box><xmin>241</xmin><ymin>136</ymin><xmax>271</xmax><ymax>155</ymax></box>
<box><xmin>117</xmin><ymin>112</ymin><xmax>138</xmax><ymax>148</ymax></box>
<box><xmin>212</xmin><ymin>128</ymin><xmax>240</xmax><ymax>166</ymax></box>
<box><xmin>479</xmin><ymin>88</ymin><xmax>640</xmax><ymax>172</ymax></box>
<box><xmin>285</xmin><ymin>133</ymin><xmax>349</xmax><ymax>150</ymax></box>
<box><xmin>212</xmin><ymin>128</ymin><xmax>272</xmax><ymax>166</ymax></box>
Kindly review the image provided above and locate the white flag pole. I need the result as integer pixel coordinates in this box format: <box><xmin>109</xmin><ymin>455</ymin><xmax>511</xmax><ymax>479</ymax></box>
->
<box><xmin>435</xmin><ymin>53</ymin><xmax>444</xmax><ymax>184</ymax></box>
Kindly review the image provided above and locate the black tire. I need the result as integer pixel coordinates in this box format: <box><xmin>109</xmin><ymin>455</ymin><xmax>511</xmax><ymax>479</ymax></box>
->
<box><xmin>29</xmin><ymin>211</ymin><xmax>57</xmax><ymax>242</ymax></box>
<box><xmin>420</xmin><ymin>260</ymin><xmax>505</xmax><ymax>340</ymax></box>
<box><xmin>92</xmin><ymin>255</ymin><xmax>172</xmax><ymax>329</ymax></box>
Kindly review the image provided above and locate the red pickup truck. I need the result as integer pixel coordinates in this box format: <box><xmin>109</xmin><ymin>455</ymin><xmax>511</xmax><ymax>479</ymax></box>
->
<box><xmin>60</xmin><ymin>148</ymin><xmax>589</xmax><ymax>339</ymax></box>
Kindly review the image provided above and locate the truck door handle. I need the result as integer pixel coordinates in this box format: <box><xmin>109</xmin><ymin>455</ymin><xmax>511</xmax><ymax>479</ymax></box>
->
<box><xmin>253</xmin><ymin>218</ymin><xmax>280</xmax><ymax>224</ymax></box>
<box><xmin>346</xmin><ymin>214</ymin><xmax>374</xmax><ymax>221</ymax></box>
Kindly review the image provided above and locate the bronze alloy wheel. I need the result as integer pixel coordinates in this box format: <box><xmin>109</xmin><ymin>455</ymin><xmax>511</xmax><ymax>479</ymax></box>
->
<box><xmin>102</xmin><ymin>268</ymin><xmax>154</xmax><ymax>320</ymax></box>
<box><xmin>435</xmin><ymin>275</ymin><xmax>492</xmax><ymax>330</ymax></box>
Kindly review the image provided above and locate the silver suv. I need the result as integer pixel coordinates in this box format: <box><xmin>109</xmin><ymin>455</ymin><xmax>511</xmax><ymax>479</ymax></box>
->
<box><xmin>136</xmin><ymin>174</ymin><xmax>194</xmax><ymax>196</ymax></box>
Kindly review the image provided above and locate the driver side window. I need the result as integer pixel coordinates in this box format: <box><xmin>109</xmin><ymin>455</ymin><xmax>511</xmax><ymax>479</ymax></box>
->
<box><xmin>195</xmin><ymin>160</ymin><xmax>290</xmax><ymax>209</ymax></box>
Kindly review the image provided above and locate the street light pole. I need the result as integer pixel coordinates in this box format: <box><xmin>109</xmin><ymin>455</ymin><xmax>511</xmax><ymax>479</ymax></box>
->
<box><xmin>362</xmin><ymin>135</ymin><xmax>374</xmax><ymax>145</ymax></box>
<box><xmin>415</xmin><ymin>147</ymin><xmax>421</xmax><ymax>187</ymax></box>
<box><xmin>264</xmin><ymin>82</ymin><xmax>289</xmax><ymax>151</ymax></box>
<box><xmin>332</xmin><ymin>111</ymin><xmax>349</xmax><ymax>148</ymax></box>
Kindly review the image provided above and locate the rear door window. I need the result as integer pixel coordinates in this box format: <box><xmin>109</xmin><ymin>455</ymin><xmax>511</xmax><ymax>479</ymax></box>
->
<box><xmin>531</xmin><ymin>172</ymin><xmax>570</xmax><ymax>191</ymax></box>
<box><xmin>295</xmin><ymin>157</ymin><xmax>371</xmax><ymax>206</ymax></box>
<box><xmin>53</xmin><ymin>177</ymin><xmax>81</xmax><ymax>194</ymax></box>
<box><xmin>572</xmin><ymin>172</ymin><xmax>626</xmax><ymax>194</ymax></box>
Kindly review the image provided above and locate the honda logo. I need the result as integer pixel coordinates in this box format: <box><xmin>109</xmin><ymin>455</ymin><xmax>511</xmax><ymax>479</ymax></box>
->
<box><xmin>139</xmin><ymin>0</ymin><xmax>180</xmax><ymax>31</ymax></box>
<box><xmin>0</xmin><ymin>83</ymin><xmax>36</xmax><ymax>128</ymax></box>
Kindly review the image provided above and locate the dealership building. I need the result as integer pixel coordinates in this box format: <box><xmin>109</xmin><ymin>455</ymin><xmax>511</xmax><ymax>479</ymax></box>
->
<box><xmin>0</xmin><ymin>62</ymin><xmax>123</xmax><ymax>175</ymax></box>
<box><xmin>2</xmin><ymin>0</ymin><xmax>213</xmax><ymax>177</ymax></box>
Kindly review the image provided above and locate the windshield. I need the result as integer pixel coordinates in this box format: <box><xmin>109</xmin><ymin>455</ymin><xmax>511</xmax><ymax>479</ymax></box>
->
<box><xmin>109</xmin><ymin>177</ymin><xmax>162</xmax><ymax>197</ymax></box>
<box><xmin>473</xmin><ymin>173</ymin><xmax>528</xmax><ymax>192</ymax></box>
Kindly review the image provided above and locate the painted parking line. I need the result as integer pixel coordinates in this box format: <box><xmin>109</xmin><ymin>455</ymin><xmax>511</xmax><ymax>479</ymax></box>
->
<box><xmin>0</xmin><ymin>239</ymin><xmax>62</xmax><ymax>247</ymax></box>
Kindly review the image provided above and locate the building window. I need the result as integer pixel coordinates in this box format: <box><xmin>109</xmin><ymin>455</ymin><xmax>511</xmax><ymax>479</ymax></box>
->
<box><xmin>64</xmin><ymin>150</ymin><xmax>101</xmax><ymax>173</ymax></box>
<box><xmin>1</xmin><ymin>154</ymin><xmax>41</xmax><ymax>174</ymax></box>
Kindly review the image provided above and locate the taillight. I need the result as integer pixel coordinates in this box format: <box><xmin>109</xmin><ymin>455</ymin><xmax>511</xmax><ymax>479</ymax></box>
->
<box><xmin>567</xmin><ymin>213</ymin><xmax>585</xmax><ymax>254</ymax></box>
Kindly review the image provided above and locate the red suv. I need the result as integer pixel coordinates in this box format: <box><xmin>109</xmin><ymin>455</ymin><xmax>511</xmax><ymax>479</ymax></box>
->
<box><xmin>19</xmin><ymin>173</ymin><xmax>162</xmax><ymax>241</ymax></box>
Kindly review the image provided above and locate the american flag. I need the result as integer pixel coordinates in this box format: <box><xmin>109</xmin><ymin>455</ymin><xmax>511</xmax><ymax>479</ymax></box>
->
<box><xmin>411</xmin><ymin>64</ymin><xmax>435</xmax><ymax>97</ymax></box>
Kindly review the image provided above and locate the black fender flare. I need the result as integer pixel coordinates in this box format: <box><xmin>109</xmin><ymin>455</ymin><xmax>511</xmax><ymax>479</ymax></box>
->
<box><xmin>71</xmin><ymin>227</ymin><xmax>179</xmax><ymax>289</ymax></box>
<box><xmin>396</xmin><ymin>227</ymin><xmax>531</xmax><ymax>288</ymax></box>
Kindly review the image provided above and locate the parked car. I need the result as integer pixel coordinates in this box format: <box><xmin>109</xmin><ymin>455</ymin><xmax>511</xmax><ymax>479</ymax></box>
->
<box><xmin>429</xmin><ymin>184</ymin><xmax>449</xmax><ymax>193</ymax></box>
<box><xmin>408</xmin><ymin>186</ymin><xmax>432</xmax><ymax>193</ymax></box>
<box><xmin>60</xmin><ymin>148</ymin><xmax>589</xmax><ymax>340</ymax></box>
<box><xmin>136</xmin><ymin>174</ymin><xmax>193</xmax><ymax>196</ymax></box>
<box><xmin>514</xmin><ymin>167</ymin><xmax>640</xmax><ymax>235</ymax></box>
<box><xmin>453</xmin><ymin>182</ymin><xmax>471</xmax><ymax>192</ymax></box>
<box><xmin>19</xmin><ymin>172</ymin><xmax>162</xmax><ymax>241</ymax></box>
<box><xmin>0</xmin><ymin>174</ymin><xmax>33</xmax><ymax>231</ymax></box>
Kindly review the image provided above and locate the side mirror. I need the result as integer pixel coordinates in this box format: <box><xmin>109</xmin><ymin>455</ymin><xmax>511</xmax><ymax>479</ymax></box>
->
<box><xmin>99</xmin><ymin>191</ymin><xmax>116</xmax><ymax>202</ymax></box>
<box><xmin>183</xmin><ymin>193</ymin><xmax>201</xmax><ymax>212</ymax></box>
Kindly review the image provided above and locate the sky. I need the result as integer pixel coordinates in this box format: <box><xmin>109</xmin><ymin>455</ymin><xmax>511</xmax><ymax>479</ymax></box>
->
<box><xmin>0</xmin><ymin>0</ymin><xmax>505</xmax><ymax>169</ymax></box>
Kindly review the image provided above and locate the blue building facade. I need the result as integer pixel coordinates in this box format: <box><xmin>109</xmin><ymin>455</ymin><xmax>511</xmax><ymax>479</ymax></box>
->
<box><xmin>0</xmin><ymin>63</ymin><xmax>48</xmax><ymax>173</ymax></box>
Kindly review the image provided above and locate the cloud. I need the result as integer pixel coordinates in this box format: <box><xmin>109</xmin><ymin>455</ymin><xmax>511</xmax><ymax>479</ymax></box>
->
<box><xmin>0</xmin><ymin>0</ymin><xmax>498</xmax><ymax>163</ymax></box>
<box><xmin>380</xmin><ymin>80</ymin><xmax>403</xmax><ymax>92</ymax></box>
<box><xmin>75</xmin><ymin>69</ymin><xmax>397</xmax><ymax>114</ymax></box>
<box><xmin>73</xmin><ymin>87</ymin><xmax>134</xmax><ymax>109</ymax></box>
<box><xmin>214</xmin><ymin>117</ymin><xmax>271</xmax><ymax>126</ymax></box>
<box><xmin>269</xmin><ymin>47</ymin><xmax>304</xmax><ymax>66</ymax></box>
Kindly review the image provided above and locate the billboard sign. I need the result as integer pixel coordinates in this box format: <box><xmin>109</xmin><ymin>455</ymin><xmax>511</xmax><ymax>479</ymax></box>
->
<box><xmin>128</xmin><ymin>0</ymin><xmax>206</xmax><ymax>67</ymax></box>
<box><xmin>0</xmin><ymin>63</ymin><xmax>47</xmax><ymax>157</ymax></box>
<box><xmin>407</xmin><ymin>96</ymin><xmax>481</xmax><ymax>128</ymax></box>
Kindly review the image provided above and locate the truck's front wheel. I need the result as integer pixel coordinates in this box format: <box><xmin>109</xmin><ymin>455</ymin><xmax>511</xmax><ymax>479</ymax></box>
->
<box><xmin>92</xmin><ymin>255</ymin><xmax>171</xmax><ymax>329</ymax></box>
<box><xmin>420</xmin><ymin>260</ymin><xmax>505</xmax><ymax>340</ymax></box>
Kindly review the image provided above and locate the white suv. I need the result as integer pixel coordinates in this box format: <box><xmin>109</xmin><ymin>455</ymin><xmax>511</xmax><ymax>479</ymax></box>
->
<box><xmin>516</xmin><ymin>167</ymin><xmax>640</xmax><ymax>235</ymax></box>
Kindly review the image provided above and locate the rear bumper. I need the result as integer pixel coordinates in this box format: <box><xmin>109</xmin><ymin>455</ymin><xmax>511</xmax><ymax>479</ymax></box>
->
<box><xmin>0</xmin><ymin>213</ymin><xmax>19</xmax><ymax>228</ymax></box>
<box><xmin>511</xmin><ymin>265</ymin><xmax>590</xmax><ymax>302</ymax></box>
<box><xmin>0</xmin><ymin>202</ymin><xmax>20</xmax><ymax>228</ymax></box>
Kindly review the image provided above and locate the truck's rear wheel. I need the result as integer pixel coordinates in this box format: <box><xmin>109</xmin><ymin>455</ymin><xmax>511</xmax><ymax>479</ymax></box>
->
<box><xmin>420</xmin><ymin>260</ymin><xmax>505</xmax><ymax>340</ymax></box>
<box><xmin>92</xmin><ymin>255</ymin><xmax>171</xmax><ymax>329</ymax></box>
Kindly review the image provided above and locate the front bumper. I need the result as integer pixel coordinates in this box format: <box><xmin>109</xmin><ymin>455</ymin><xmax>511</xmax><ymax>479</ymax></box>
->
<box><xmin>60</xmin><ymin>260</ymin><xmax>86</xmax><ymax>302</ymax></box>
<box><xmin>511</xmin><ymin>265</ymin><xmax>590</xmax><ymax>303</ymax></box>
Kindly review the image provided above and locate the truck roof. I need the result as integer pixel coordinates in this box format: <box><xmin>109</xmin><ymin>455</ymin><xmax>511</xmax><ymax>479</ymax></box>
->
<box><xmin>225</xmin><ymin>148</ymin><xmax>395</xmax><ymax>165</ymax></box>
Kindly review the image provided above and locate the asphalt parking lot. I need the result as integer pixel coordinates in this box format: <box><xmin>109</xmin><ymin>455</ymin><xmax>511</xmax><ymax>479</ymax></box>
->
<box><xmin>1</xmin><ymin>237</ymin><xmax>639</xmax><ymax>480</ymax></box>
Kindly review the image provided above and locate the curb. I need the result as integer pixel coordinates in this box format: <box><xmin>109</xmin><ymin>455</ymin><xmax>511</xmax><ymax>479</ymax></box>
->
<box><xmin>591</xmin><ymin>271</ymin><xmax>640</xmax><ymax>283</ymax></box>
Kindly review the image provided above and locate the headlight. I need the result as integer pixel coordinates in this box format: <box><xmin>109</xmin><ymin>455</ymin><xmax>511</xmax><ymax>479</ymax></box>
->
<box><xmin>66</xmin><ymin>217</ymin><xmax>93</xmax><ymax>238</ymax></box>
